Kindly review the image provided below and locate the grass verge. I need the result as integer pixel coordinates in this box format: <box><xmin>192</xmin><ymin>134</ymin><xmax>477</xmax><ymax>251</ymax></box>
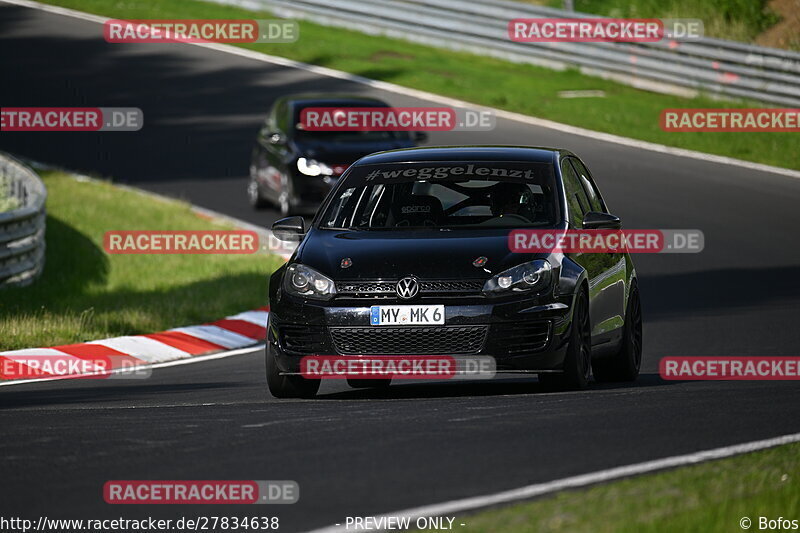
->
<box><xmin>0</xmin><ymin>170</ymin><xmax>282</xmax><ymax>351</ymax></box>
<box><xmin>429</xmin><ymin>442</ymin><xmax>800</xmax><ymax>533</ymax></box>
<box><xmin>35</xmin><ymin>0</ymin><xmax>798</xmax><ymax>171</ymax></box>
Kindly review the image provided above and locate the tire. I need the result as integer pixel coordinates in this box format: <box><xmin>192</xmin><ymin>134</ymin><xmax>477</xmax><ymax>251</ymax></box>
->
<box><xmin>539</xmin><ymin>288</ymin><xmax>591</xmax><ymax>390</ymax></box>
<box><xmin>248</xmin><ymin>177</ymin><xmax>268</xmax><ymax>209</ymax></box>
<box><xmin>347</xmin><ymin>378</ymin><xmax>392</xmax><ymax>389</ymax></box>
<box><xmin>266</xmin><ymin>348</ymin><xmax>320</xmax><ymax>398</ymax></box>
<box><xmin>592</xmin><ymin>283</ymin><xmax>642</xmax><ymax>382</ymax></box>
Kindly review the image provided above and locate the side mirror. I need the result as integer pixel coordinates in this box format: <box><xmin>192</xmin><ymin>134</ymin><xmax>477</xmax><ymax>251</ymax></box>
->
<box><xmin>413</xmin><ymin>131</ymin><xmax>428</xmax><ymax>143</ymax></box>
<box><xmin>583</xmin><ymin>211</ymin><xmax>621</xmax><ymax>230</ymax></box>
<box><xmin>272</xmin><ymin>216</ymin><xmax>305</xmax><ymax>241</ymax></box>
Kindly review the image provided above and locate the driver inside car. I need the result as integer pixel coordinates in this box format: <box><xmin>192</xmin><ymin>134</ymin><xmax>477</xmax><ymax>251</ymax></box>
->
<box><xmin>487</xmin><ymin>183</ymin><xmax>534</xmax><ymax>223</ymax></box>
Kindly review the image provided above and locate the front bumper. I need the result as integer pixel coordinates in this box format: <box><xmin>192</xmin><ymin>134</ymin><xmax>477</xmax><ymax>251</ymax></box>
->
<box><xmin>268</xmin><ymin>293</ymin><xmax>575</xmax><ymax>374</ymax></box>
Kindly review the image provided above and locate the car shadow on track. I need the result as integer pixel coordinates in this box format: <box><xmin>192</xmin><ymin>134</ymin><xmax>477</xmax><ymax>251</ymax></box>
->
<box><xmin>315</xmin><ymin>372</ymin><xmax>677</xmax><ymax>400</ymax></box>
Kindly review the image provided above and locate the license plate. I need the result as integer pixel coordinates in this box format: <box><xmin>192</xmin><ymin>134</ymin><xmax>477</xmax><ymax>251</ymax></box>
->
<box><xmin>370</xmin><ymin>305</ymin><xmax>445</xmax><ymax>326</ymax></box>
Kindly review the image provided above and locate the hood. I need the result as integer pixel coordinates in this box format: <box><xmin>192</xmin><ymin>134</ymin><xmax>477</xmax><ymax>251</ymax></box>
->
<box><xmin>296</xmin><ymin>228</ymin><xmax>547</xmax><ymax>280</ymax></box>
<box><xmin>294</xmin><ymin>138</ymin><xmax>415</xmax><ymax>164</ymax></box>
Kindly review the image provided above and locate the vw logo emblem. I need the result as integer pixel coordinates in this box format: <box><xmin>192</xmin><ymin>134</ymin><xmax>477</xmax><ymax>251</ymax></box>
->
<box><xmin>396</xmin><ymin>277</ymin><xmax>420</xmax><ymax>299</ymax></box>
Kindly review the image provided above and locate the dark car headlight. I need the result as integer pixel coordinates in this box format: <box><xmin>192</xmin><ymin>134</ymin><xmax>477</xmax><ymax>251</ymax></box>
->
<box><xmin>284</xmin><ymin>264</ymin><xmax>337</xmax><ymax>300</ymax></box>
<box><xmin>483</xmin><ymin>259</ymin><xmax>552</xmax><ymax>296</ymax></box>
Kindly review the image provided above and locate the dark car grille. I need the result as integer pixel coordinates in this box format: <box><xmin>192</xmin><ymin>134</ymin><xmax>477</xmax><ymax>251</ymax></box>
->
<box><xmin>279</xmin><ymin>324</ymin><xmax>329</xmax><ymax>355</ymax></box>
<box><xmin>420</xmin><ymin>280</ymin><xmax>484</xmax><ymax>292</ymax></box>
<box><xmin>491</xmin><ymin>321</ymin><xmax>551</xmax><ymax>355</ymax></box>
<box><xmin>336</xmin><ymin>280</ymin><xmax>484</xmax><ymax>298</ymax></box>
<box><xmin>336</xmin><ymin>282</ymin><xmax>396</xmax><ymax>295</ymax></box>
<box><xmin>329</xmin><ymin>325</ymin><xmax>488</xmax><ymax>355</ymax></box>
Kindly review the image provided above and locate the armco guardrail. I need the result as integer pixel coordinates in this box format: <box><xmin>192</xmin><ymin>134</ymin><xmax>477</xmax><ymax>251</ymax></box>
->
<box><xmin>223</xmin><ymin>0</ymin><xmax>800</xmax><ymax>106</ymax></box>
<box><xmin>0</xmin><ymin>154</ymin><xmax>47</xmax><ymax>289</ymax></box>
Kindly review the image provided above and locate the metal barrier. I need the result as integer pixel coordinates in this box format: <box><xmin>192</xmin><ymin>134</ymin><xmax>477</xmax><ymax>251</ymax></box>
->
<box><xmin>0</xmin><ymin>154</ymin><xmax>47</xmax><ymax>289</ymax></box>
<box><xmin>226</xmin><ymin>0</ymin><xmax>800</xmax><ymax>106</ymax></box>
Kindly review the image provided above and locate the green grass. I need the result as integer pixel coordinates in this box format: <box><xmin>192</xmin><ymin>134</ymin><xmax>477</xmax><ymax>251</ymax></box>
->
<box><xmin>537</xmin><ymin>0</ymin><xmax>780</xmax><ymax>44</ymax></box>
<box><xmin>428</xmin><ymin>442</ymin><xmax>800</xmax><ymax>533</ymax></box>
<box><xmin>37</xmin><ymin>0</ymin><xmax>798</xmax><ymax>171</ymax></box>
<box><xmin>0</xmin><ymin>171</ymin><xmax>282</xmax><ymax>351</ymax></box>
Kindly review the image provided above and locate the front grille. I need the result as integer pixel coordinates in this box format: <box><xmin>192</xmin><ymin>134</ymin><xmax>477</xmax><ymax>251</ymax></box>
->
<box><xmin>279</xmin><ymin>324</ymin><xmax>328</xmax><ymax>355</ymax></box>
<box><xmin>336</xmin><ymin>280</ymin><xmax>484</xmax><ymax>298</ymax></box>
<box><xmin>491</xmin><ymin>321</ymin><xmax>551</xmax><ymax>355</ymax></box>
<box><xmin>420</xmin><ymin>280</ymin><xmax>484</xmax><ymax>293</ymax></box>
<box><xmin>336</xmin><ymin>282</ymin><xmax>396</xmax><ymax>296</ymax></box>
<box><xmin>329</xmin><ymin>325</ymin><xmax>488</xmax><ymax>355</ymax></box>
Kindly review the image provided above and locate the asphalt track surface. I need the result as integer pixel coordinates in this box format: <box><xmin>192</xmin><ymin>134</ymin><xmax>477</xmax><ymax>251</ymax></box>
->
<box><xmin>2</xmin><ymin>3</ymin><xmax>800</xmax><ymax>532</ymax></box>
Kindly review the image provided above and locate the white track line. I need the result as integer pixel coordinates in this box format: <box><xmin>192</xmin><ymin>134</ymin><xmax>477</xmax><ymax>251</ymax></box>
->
<box><xmin>305</xmin><ymin>431</ymin><xmax>800</xmax><ymax>533</ymax></box>
<box><xmin>0</xmin><ymin>344</ymin><xmax>265</xmax><ymax>387</ymax></box>
<box><xmin>3</xmin><ymin>0</ymin><xmax>799</xmax><ymax>180</ymax></box>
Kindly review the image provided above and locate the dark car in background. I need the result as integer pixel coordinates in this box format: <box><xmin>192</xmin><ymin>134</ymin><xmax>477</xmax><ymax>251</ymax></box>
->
<box><xmin>249</xmin><ymin>93</ymin><xmax>426</xmax><ymax>216</ymax></box>
<box><xmin>265</xmin><ymin>146</ymin><xmax>643</xmax><ymax>398</ymax></box>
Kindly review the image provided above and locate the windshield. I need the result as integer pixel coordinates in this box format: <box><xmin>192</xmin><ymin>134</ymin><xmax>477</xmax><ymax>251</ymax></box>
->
<box><xmin>318</xmin><ymin>161</ymin><xmax>559</xmax><ymax>230</ymax></box>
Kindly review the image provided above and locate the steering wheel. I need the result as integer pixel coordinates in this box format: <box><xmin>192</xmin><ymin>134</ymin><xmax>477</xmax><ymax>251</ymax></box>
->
<box><xmin>395</xmin><ymin>219</ymin><xmax>438</xmax><ymax>227</ymax></box>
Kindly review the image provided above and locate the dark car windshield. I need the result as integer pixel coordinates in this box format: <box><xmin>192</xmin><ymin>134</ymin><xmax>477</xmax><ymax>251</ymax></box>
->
<box><xmin>318</xmin><ymin>161</ymin><xmax>559</xmax><ymax>230</ymax></box>
<box><xmin>293</xmin><ymin>104</ymin><xmax>410</xmax><ymax>143</ymax></box>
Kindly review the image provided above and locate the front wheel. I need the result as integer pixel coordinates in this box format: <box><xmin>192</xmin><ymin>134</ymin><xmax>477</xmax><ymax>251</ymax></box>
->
<box><xmin>266</xmin><ymin>348</ymin><xmax>320</xmax><ymax>398</ymax></box>
<box><xmin>539</xmin><ymin>289</ymin><xmax>591</xmax><ymax>390</ymax></box>
<box><xmin>592</xmin><ymin>283</ymin><xmax>642</xmax><ymax>382</ymax></box>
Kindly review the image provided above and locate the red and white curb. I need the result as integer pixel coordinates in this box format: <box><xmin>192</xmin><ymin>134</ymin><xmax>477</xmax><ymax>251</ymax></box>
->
<box><xmin>0</xmin><ymin>307</ymin><xmax>269</xmax><ymax>384</ymax></box>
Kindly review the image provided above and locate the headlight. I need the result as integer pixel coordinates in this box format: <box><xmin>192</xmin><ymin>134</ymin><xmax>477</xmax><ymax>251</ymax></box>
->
<box><xmin>284</xmin><ymin>264</ymin><xmax>337</xmax><ymax>300</ymax></box>
<box><xmin>297</xmin><ymin>157</ymin><xmax>334</xmax><ymax>176</ymax></box>
<box><xmin>483</xmin><ymin>260</ymin><xmax>552</xmax><ymax>295</ymax></box>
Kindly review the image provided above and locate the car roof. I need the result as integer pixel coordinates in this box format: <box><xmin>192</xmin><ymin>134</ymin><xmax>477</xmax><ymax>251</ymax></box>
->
<box><xmin>352</xmin><ymin>146</ymin><xmax>567</xmax><ymax>165</ymax></box>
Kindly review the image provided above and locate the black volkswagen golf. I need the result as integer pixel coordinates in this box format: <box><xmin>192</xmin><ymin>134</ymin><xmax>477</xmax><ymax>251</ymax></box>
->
<box><xmin>266</xmin><ymin>146</ymin><xmax>642</xmax><ymax>397</ymax></box>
